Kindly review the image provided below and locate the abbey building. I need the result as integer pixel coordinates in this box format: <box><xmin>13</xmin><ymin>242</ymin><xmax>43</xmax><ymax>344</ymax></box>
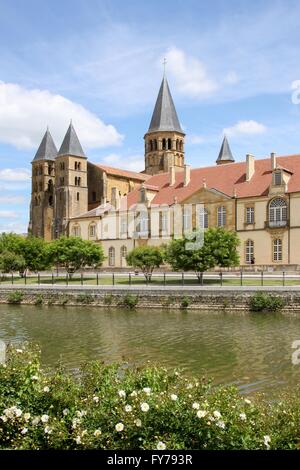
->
<box><xmin>29</xmin><ymin>76</ymin><xmax>300</xmax><ymax>269</ymax></box>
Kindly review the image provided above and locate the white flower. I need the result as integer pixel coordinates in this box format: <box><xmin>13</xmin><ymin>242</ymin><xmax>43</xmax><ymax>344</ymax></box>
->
<box><xmin>130</xmin><ymin>391</ymin><xmax>138</xmax><ymax>397</ymax></box>
<box><xmin>170</xmin><ymin>394</ymin><xmax>178</xmax><ymax>401</ymax></box>
<box><xmin>21</xmin><ymin>427</ymin><xmax>28</xmax><ymax>435</ymax></box>
<box><xmin>244</xmin><ymin>398</ymin><xmax>251</xmax><ymax>405</ymax></box>
<box><xmin>94</xmin><ymin>429</ymin><xmax>102</xmax><ymax>437</ymax></box>
<box><xmin>213</xmin><ymin>410</ymin><xmax>221</xmax><ymax>419</ymax></box>
<box><xmin>0</xmin><ymin>415</ymin><xmax>7</xmax><ymax>422</ymax></box>
<box><xmin>63</xmin><ymin>409</ymin><xmax>69</xmax><ymax>416</ymax></box>
<box><xmin>141</xmin><ymin>402</ymin><xmax>150</xmax><ymax>412</ymax></box>
<box><xmin>41</xmin><ymin>414</ymin><xmax>49</xmax><ymax>423</ymax></box>
<box><xmin>134</xmin><ymin>419</ymin><xmax>142</xmax><ymax>427</ymax></box>
<box><xmin>125</xmin><ymin>405</ymin><xmax>132</xmax><ymax>413</ymax></box>
<box><xmin>115</xmin><ymin>422</ymin><xmax>124</xmax><ymax>432</ymax></box>
<box><xmin>216</xmin><ymin>420</ymin><xmax>226</xmax><ymax>429</ymax></box>
<box><xmin>16</xmin><ymin>349</ymin><xmax>23</xmax><ymax>353</ymax></box>
<box><xmin>32</xmin><ymin>417</ymin><xmax>40</xmax><ymax>426</ymax></box>
<box><xmin>192</xmin><ymin>402</ymin><xmax>200</xmax><ymax>410</ymax></box>
<box><xmin>143</xmin><ymin>387</ymin><xmax>151</xmax><ymax>395</ymax></box>
<box><xmin>197</xmin><ymin>410</ymin><xmax>207</xmax><ymax>418</ymax></box>
<box><xmin>44</xmin><ymin>426</ymin><xmax>52</xmax><ymax>434</ymax></box>
<box><xmin>263</xmin><ymin>435</ymin><xmax>271</xmax><ymax>449</ymax></box>
<box><xmin>239</xmin><ymin>412</ymin><xmax>247</xmax><ymax>421</ymax></box>
<box><xmin>157</xmin><ymin>441</ymin><xmax>166</xmax><ymax>450</ymax></box>
<box><xmin>24</xmin><ymin>413</ymin><xmax>31</xmax><ymax>422</ymax></box>
<box><xmin>31</xmin><ymin>375</ymin><xmax>39</xmax><ymax>381</ymax></box>
<box><xmin>93</xmin><ymin>396</ymin><xmax>99</xmax><ymax>403</ymax></box>
<box><xmin>118</xmin><ymin>390</ymin><xmax>126</xmax><ymax>398</ymax></box>
<box><xmin>75</xmin><ymin>436</ymin><xmax>81</xmax><ymax>444</ymax></box>
<box><xmin>43</xmin><ymin>386</ymin><xmax>50</xmax><ymax>393</ymax></box>
<box><xmin>186</xmin><ymin>383</ymin><xmax>193</xmax><ymax>389</ymax></box>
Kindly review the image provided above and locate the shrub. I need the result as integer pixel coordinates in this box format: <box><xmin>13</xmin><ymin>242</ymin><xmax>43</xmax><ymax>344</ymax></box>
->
<box><xmin>121</xmin><ymin>294</ymin><xmax>138</xmax><ymax>309</ymax></box>
<box><xmin>104</xmin><ymin>294</ymin><xmax>113</xmax><ymax>306</ymax></box>
<box><xmin>7</xmin><ymin>291</ymin><xmax>23</xmax><ymax>304</ymax></box>
<box><xmin>34</xmin><ymin>294</ymin><xmax>44</xmax><ymax>306</ymax></box>
<box><xmin>1</xmin><ymin>344</ymin><xmax>300</xmax><ymax>449</ymax></box>
<box><xmin>249</xmin><ymin>292</ymin><xmax>285</xmax><ymax>312</ymax></box>
<box><xmin>181</xmin><ymin>296</ymin><xmax>190</xmax><ymax>309</ymax></box>
<box><xmin>76</xmin><ymin>294</ymin><xmax>93</xmax><ymax>304</ymax></box>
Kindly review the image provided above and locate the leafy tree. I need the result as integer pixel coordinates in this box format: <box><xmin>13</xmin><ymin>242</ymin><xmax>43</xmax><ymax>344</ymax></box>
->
<box><xmin>126</xmin><ymin>245</ymin><xmax>164</xmax><ymax>281</ymax></box>
<box><xmin>0</xmin><ymin>233</ymin><xmax>51</xmax><ymax>272</ymax></box>
<box><xmin>164</xmin><ymin>228</ymin><xmax>240</xmax><ymax>282</ymax></box>
<box><xmin>48</xmin><ymin>236</ymin><xmax>105</xmax><ymax>274</ymax></box>
<box><xmin>0</xmin><ymin>251</ymin><xmax>26</xmax><ymax>274</ymax></box>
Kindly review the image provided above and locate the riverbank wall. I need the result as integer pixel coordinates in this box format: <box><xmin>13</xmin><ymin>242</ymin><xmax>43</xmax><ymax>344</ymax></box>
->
<box><xmin>1</xmin><ymin>285</ymin><xmax>300</xmax><ymax>311</ymax></box>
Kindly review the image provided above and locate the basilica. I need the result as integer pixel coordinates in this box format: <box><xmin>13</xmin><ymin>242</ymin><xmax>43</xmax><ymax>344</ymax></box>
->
<box><xmin>29</xmin><ymin>77</ymin><xmax>300</xmax><ymax>269</ymax></box>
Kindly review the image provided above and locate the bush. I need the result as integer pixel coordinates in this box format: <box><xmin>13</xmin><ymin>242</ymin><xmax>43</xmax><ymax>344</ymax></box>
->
<box><xmin>121</xmin><ymin>294</ymin><xmax>138</xmax><ymax>309</ymax></box>
<box><xmin>104</xmin><ymin>294</ymin><xmax>113</xmax><ymax>306</ymax></box>
<box><xmin>249</xmin><ymin>293</ymin><xmax>285</xmax><ymax>312</ymax></box>
<box><xmin>181</xmin><ymin>296</ymin><xmax>190</xmax><ymax>309</ymax></box>
<box><xmin>76</xmin><ymin>294</ymin><xmax>93</xmax><ymax>304</ymax></box>
<box><xmin>34</xmin><ymin>294</ymin><xmax>44</xmax><ymax>306</ymax></box>
<box><xmin>1</xmin><ymin>344</ymin><xmax>300</xmax><ymax>449</ymax></box>
<box><xmin>7</xmin><ymin>291</ymin><xmax>23</xmax><ymax>304</ymax></box>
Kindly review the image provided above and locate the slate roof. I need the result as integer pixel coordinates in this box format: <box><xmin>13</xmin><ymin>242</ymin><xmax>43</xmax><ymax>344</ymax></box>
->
<box><xmin>58</xmin><ymin>123</ymin><xmax>86</xmax><ymax>158</ymax></box>
<box><xmin>32</xmin><ymin>129</ymin><xmax>57</xmax><ymax>162</ymax></box>
<box><xmin>147</xmin><ymin>77</ymin><xmax>183</xmax><ymax>134</ymax></box>
<box><xmin>216</xmin><ymin>136</ymin><xmax>235</xmax><ymax>163</ymax></box>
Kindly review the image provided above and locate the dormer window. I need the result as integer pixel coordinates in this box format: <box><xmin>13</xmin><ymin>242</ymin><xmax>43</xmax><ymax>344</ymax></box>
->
<box><xmin>273</xmin><ymin>171</ymin><xmax>282</xmax><ymax>186</ymax></box>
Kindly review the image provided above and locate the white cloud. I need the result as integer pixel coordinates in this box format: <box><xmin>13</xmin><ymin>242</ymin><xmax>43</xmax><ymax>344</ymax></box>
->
<box><xmin>0</xmin><ymin>168</ymin><xmax>31</xmax><ymax>181</ymax></box>
<box><xmin>0</xmin><ymin>210</ymin><xmax>18</xmax><ymax>218</ymax></box>
<box><xmin>0</xmin><ymin>221</ymin><xmax>27</xmax><ymax>234</ymax></box>
<box><xmin>0</xmin><ymin>82</ymin><xmax>123</xmax><ymax>150</ymax></box>
<box><xmin>224</xmin><ymin>71</ymin><xmax>239</xmax><ymax>85</ymax></box>
<box><xmin>0</xmin><ymin>195</ymin><xmax>26</xmax><ymax>204</ymax></box>
<box><xmin>164</xmin><ymin>47</ymin><xmax>218</xmax><ymax>98</ymax></box>
<box><xmin>224</xmin><ymin>120</ymin><xmax>267</xmax><ymax>137</ymax></box>
<box><xmin>100</xmin><ymin>153</ymin><xmax>144</xmax><ymax>172</ymax></box>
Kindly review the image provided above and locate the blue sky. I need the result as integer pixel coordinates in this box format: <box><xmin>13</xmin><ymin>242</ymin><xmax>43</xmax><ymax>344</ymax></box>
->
<box><xmin>1</xmin><ymin>0</ymin><xmax>300</xmax><ymax>233</ymax></box>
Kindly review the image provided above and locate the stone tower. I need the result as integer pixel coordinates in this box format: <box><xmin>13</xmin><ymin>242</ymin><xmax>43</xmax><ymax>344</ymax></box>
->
<box><xmin>29</xmin><ymin>129</ymin><xmax>57</xmax><ymax>240</ymax></box>
<box><xmin>216</xmin><ymin>136</ymin><xmax>235</xmax><ymax>165</ymax></box>
<box><xmin>54</xmin><ymin>123</ymin><xmax>88</xmax><ymax>237</ymax></box>
<box><xmin>144</xmin><ymin>77</ymin><xmax>185</xmax><ymax>175</ymax></box>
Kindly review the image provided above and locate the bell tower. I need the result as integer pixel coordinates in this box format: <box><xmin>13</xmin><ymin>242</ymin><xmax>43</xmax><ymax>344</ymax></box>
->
<box><xmin>29</xmin><ymin>128</ymin><xmax>57</xmax><ymax>240</ymax></box>
<box><xmin>144</xmin><ymin>77</ymin><xmax>185</xmax><ymax>175</ymax></box>
<box><xmin>54</xmin><ymin>123</ymin><xmax>88</xmax><ymax>237</ymax></box>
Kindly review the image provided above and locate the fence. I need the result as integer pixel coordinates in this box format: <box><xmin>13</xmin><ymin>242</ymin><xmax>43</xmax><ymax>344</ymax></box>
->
<box><xmin>0</xmin><ymin>270</ymin><xmax>299</xmax><ymax>287</ymax></box>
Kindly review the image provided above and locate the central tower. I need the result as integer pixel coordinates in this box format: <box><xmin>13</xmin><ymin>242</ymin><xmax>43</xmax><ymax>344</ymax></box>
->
<box><xmin>144</xmin><ymin>77</ymin><xmax>185</xmax><ymax>175</ymax></box>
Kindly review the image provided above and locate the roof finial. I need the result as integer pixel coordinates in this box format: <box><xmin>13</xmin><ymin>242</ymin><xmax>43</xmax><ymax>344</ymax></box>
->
<box><xmin>163</xmin><ymin>57</ymin><xmax>167</xmax><ymax>77</ymax></box>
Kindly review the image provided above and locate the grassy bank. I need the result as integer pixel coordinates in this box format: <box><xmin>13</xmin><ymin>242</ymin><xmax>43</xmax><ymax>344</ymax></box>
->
<box><xmin>0</xmin><ymin>345</ymin><xmax>300</xmax><ymax>450</ymax></box>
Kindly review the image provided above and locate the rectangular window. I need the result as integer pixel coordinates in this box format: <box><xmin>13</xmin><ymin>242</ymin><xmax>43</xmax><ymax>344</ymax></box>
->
<box><xmin>245</xmin><ymin>240</ymin><xmax>254</xmax><ymax>263</ymax></box>
<box><xmin>120</xmin><ymin>216</ymin><xmax>127</xmax><ymax>235</ymax></box>
<box><xmin>217</xmin><ymin>207</ymin><xmax>226</xmax><ymax>227</ymax></box>
<box><xmin>89</xmin><ymin>225</ymin><xmax>96</xmax><ymax>237</ymax></box>
<box><xmin>161</xmin><ymin>211</ymin><xmax>168</xmax><ymax>233</ymax></box>
<box><xmin>273</xmin><ymin>239</ymin><xmax>282</xmax><ymax>262</ymax></box>
<box><xmin>246</xmin><ymin>207</ymin><xmax>255</xmax><ymax>224</ymax></box>
<box><xmin>183</xmin><ymin>207</ymin><xmax>192</xmax><ymax>232</ymax></box>
<box><xmin>274</xmin><ymin>172</ymin><xmax>282</xmax><ymax>186</ymax></box>
<box><xmin>76</xmin><ymin>192</ymin><xmax>80</xmax><ymax>201</ymax></box>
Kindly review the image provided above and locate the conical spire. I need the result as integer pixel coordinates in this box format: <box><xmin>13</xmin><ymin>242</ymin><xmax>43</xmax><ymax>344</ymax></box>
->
<box><xmin>32</xmin><ymin>129</ymin><xmax>57</xmax><ymax>162</ymax></box>
<box><xmin>216</xmin><ymin>135</ymin><xmax>235</xmax><ymax>164</ymax></box>
<box><xmin>148</xmin><ymin>77</ymin><xmax>183</xmax><ymax>134</ymax></box>
<box><xmin>58</xmin><ymin>122</ymin><xmax>86</xmax><ymax>158</ymax></box>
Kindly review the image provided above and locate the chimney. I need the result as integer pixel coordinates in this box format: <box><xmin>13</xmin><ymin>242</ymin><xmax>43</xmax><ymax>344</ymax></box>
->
<box><xmin>271</xmin><ymin>152</ymin><xmax>277</xmax><ymax>170</ymax></box>
<box><xmin>169</xmin><ymin>165</ymin><xmax>176</xmax><ymax>186</ymax></box>
<box><xmin>184</xmin><ymin>164</ymin><xmax>191</xmax><ymax>186</ymax></box>
<box><xmin>111</xmin><ymin>187</ymin><xmax>120</xmax><ymax>210</ymax></box>
<box><xmin>246</xmin><ymin>154</ymin><xmax>255</xmax><ymax>181</ymax></box>
<box><xmin>202</xmin><ymin>178</ymin><xmax>206</xmax><ymax>188</ymax></box>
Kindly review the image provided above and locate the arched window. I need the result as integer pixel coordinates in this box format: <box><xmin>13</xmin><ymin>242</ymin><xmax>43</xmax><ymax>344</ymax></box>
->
<box><xmin>180</xmin><ymin>141</ymin><xmax>183</xmax><ymax>152</ymax></box>
<box><xmin>72</xmin><ymin>224</ymin><xmax>81</xmax><ymax>237</ymax></box>
<box><xmin>48</xmin><ymin>180</ymin><xmax>53</xmax><ymax>192</ymax></box>
<box><xmin>149</xmin><ymin>140</ymin><xmax>153</xmax><ymax>151</ymax></box>
<box><xmin>273</xmin><ymin>238</ymin><xmax>282</xmax><ymax>262</ymax></box>
<box><xmin>269</xmin><ymin>198</ymin><xmax>287</xmax><ymax>227</ymax></box>
<box><xmin>168</xmin><ymin>138</ymin><xmax>172</xmax><ymax>150</ymax></box>
<box><xmin>245</xmin><ymin>240</ymin><xmax>254</xmax><ymax>264</ymax></box>
<box><xmin>217</xmin><ymin>206</ymin><xmax>226</xmax><ymax>227</ymax></box>
<box><xmin>48</xmin><ymin>195</ymin><xmax>53</xmax><ymax>207</ymax></box>
<box><xmin>176</xmin><ymin>139</ymin><xmax>179</xmax><ymax>151</ymax></box>
<box><xmin>76</xmin><ymin>192</ymin><xmax>80</xmax><ymax>201</ymax></box>
<box><xmin>89</xmin><ymin>223</ymin><xmax>96</xmax><ymax>238</ymax></box>
<box><xmin>154</xmin><ymin>139</ymin><xmax>158</xmax><ymax>150</ymax></box>
<box><xmin>121</xmin><ymin>245</ymin><xmax>127</xmax><ymax>259</ymax></box>
<box><xmin>197</xmin><ymin>206</ymin><xmax>208</xmax><ymax>229</ymax></box>
<box><xmin>162</xmin><ymin>138</ymin><xmax>166</xmax><ymax>150</ymax></box>
<box><xmin>108</xmin><ymin>247</ymin><xmax>115</xmax><ymax>266</ymax></box>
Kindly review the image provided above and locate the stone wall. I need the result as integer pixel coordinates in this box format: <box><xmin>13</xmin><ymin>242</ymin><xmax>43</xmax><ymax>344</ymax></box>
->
<box><xmin>1</xmin><ymin>286</ymin><xmax>300</xmax><ymax>311</ymax></box>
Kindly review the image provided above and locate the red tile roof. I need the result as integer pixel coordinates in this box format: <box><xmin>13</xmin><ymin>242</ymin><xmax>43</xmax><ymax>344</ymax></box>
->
<box><xmin>95</xmin><ymin>164</ymin><xmax>151</xmax><ymax>181</ymax></box>
<box><xmin>126</xmin><ymin>154</ymin><xmax>300</xmax><ymax>207</ymax></box>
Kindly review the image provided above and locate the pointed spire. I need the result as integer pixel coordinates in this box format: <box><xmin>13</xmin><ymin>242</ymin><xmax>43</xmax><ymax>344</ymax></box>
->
<box><xmin>216</xmin><ymin>135</ymin><xmax>235</xmax><ymax>165</ymax></box>
<box><xmin>148</xmin><ymin>77</ymin><xmax>183</xmax><ymax>134</ymax></box>
<box><xmin>32</xmin><ymin>128</ymin><xmax>57</xmax><ymax>162</ymax></box>
<box><xmin>58</xmin><ymin>122</ymin><xmax>86</xmax><ymax>158</ymax></box>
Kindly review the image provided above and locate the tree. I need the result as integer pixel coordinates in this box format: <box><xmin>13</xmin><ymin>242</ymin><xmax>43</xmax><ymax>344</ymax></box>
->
<box><xmin>126</xmin><ymin>245</ymin><xmax>164</xmax><ymax>281</ymax></box>
<box><xmin>164</xmin><ymin>228</ymin><xmax>240</xmax><ymax>282</ymax></box>
<box><xmin>48</xmin><ymin>236</ymin><xmax>105</xmax><ymax>274</ymax></box>
<box><xmin>0</xmin><ymin>233</ymin><xmax>51</xmax><ymax>273</ymax></box>
<box><xmin>0</xmin><ymin>251</ymin><xmax>26</xmax><ymax>274</ymax></box>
